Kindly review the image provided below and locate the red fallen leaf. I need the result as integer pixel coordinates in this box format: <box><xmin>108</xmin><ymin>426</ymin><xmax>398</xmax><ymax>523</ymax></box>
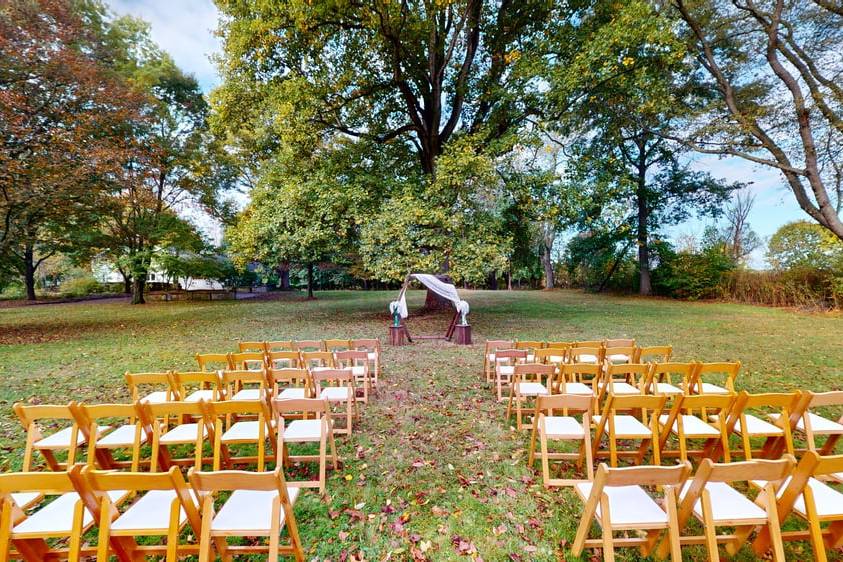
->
<box><xmin>344</xmin><ymin>508</ymin><xmax>365</xmax><ymax>522</ymax></box>
<box><xmin>338</xmin><ymin>531</ymin><xmax>349</xmax><ymax>541</ymax></box>
<box><xmin>390</xmin><ymin>520</ymin><xmax>405</xmax><ymax>533</ymax></box>
<box><xmin>504</xmin><ymin>487</ymin><xmax>518</xmax><ymax>498</ymax></box>
<box><xmin>328</xmin><ymin>510</ymin><xmax>341</xmax><ymax>520</ymax></box>
<box><xmin>509</xmin><ymin>554</ymin><xmax>522</xmax><ymax>561</ymax></box>
<box><xmin>411</xmin><ymin>460</ymin><xmax>425</xmax><ymax>468</ymax></box>
<box><xmin>431</xmin><ymin>505</ymin><xmax>448</xmax><ymax>517</ymax></box>
<box><xmin>381</xmin><ymin>503</ymin><xmax>396</xmax><ymax>514</ymax></box>
<box><xmin>527</xmin><ymin>518</ymin><xmax>541</xmax><ymax>529</ymax></box>
<box><xmin>524</xmin><ymin>545</ymin><xmax>538</xmax><ymax>553</ymax></box>
<box><xmin>409</xmin><ymin>533</ymin><xmax>422</xmax><ymax>543</ymax></box>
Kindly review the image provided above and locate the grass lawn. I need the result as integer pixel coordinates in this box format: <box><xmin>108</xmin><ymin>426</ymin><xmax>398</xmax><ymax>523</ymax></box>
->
<box><xmin>1</xmin><ymin>289</ymin><xmax>842</xmax><ymax>561</ymax></box>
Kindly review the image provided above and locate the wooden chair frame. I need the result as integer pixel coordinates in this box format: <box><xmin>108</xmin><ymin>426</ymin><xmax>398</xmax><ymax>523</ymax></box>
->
<box><xmin>689</xmin><ymin>361</ymin><xmax>741</xmax><ymax>395</ymax></box>
<box><xmin>335</xmin><ymin>350</ymin><xmax>371</xmax><ymax>404</ymax></box>
<box><xmin>593</xmin><ymin>393</ymin><xmax>667</xmax><ymax>467</ymax></box>
<box><xmin>641</xmin><ymin>362</ymin><xmax>693</xmax><ymax>396</ymax></box>
<box><xmin>722</xmin><ymin>391</ymin><xmax>803</xmax><ymax>460</ymax></box>
<box><xmin>69</xmin><ymin>402</ymin><xmax>146</xmax><ymax>472</ymax></box>
<box><xmin>571</xmin><ymin>462</ymin><xmax>691</xmax><ymax>562</ymax></box>
<box><xmin>567</xmin><ymin>346</ymin><xmax>604</xmax><ymax>366</ymax></box>
<box><xmin>14</xmin><ymin>403</ymin><xmax>83</xmax><ymax>471</ymax></box>
<box><xmin>266</xmin><ymin>340</ymin><xmax>295</xmax><ymax>352</ymax></box>
<box><xmin>221</xmin><ymin>369</ymin><xmax>267</xmax><ymax>402</ymax></box>
<box><xmin>269</xmin><ymin>367</ymin><xmax>314</xmax><ymax>403</ymax></box>
<box><xmin>201</xmin><ymin>399</ymin><xmax>275</xmax><ymax>471</ymax></box>
<box><xmin>171</xmin><ymin>371</ymin><xmax>224</xmax><ymax>403</ymax></box>
<box><xmin>125</xmin><ymin>371</ymin><xmax>177</xmax><ymax>405</ymax></box>
<box><xmin>658</xmin><ymin>393</ymin><xmax>735</xmax><ymax>463</ymax></box>
<box><xmin>634</xmin><ymin>345</ymin><xmax>673</xmax><ymax>364</ymax></box>
<box><xmin>238</xmin><ymin>341</ymin><xmax>267</xmax><ymax>353</ymax></box>
<box><xmin>527</xmin><ymin>394</ymin><xmax>593</xmax><ymax>487</ymax></box>
<box><xmin>137</xmin><ymin>401</ymin><xmax>216</xmax><ymax>470</ymax></box>
<box><xmin>311</xmin><ymin>369</ymin><xmax>356</xmax><ymax>436</ymax></box>
<box><xmin>268</xmin><ymin>350</ymin><xmax>303</xmax><ymax>370</ymax></box>
<box><xmin>188</xmin><ymin>467</ymin><xmax>305</xmax><ymax>562</ymax></box>
<box><xmin>323</xmin><ymin>339</ymin><xmax>352</xmax><ymax>353</ymax></box>
<box><xmin>294</xmin><ymin>340</ymin><xmax>323</xmax><ymax>352</ymax></box>
<box><xmin>351</xmin><ymin>338</ymin><xmax>381</xmax><ymax>385</ymax></box>
<box><xmin>483</xmin><ymin>340</ymin><xmax>514</xmax><ymax>382</ymax></box>
<box><xmin>229</xmin><ymin>351</ymin><xmax>267</xmax><ymax>371</ymax></box>
<box><xmin>505</xmin><ymin>364</ymin><xmax>554</xmax><ymax>430</ymax></box>
<box><xmin>272</xmin><ymin>398</ymin><xmax>338</xmax><ymax>493</ymax></box>
<box><xmin>493</xmin><ymin>349</ymin><xmax>527</xmax><ymax>402</ymax></box>
<box><xmin>195</xmin><ymin>353</ymin><xmax>233</xmax><ymax>372</ymax></box>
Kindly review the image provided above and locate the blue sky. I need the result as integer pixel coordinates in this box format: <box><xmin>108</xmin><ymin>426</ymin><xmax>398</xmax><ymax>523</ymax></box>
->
<box><xmin>105</xmin><ymin>0</ymin><xmax>808</xmax><ymax>265</ymax></box>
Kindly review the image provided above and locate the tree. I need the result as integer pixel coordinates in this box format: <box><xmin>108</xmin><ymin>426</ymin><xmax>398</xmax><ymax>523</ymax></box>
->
<box><xmin>767</xmin><ymin>221</ymin><xmax>843</xmax><ymax>271</ymax></box>
<box><xmin>0</xmin><ymin>0</ymin><xmax>142</xmax><ymax>299</ymax></box>
<box><xmin>99</xmin><ymin>43</ymin><xmax>232</xmax><ymax>304</ymax></box>
<box><xmin>720</xmin><ymin>189</ymin><xmax>762</xmax><ymax>263</ymax></box>
<box><xmin>213</xmin><ymin>0</ymin><xmax>557</xmax><ymax>178</ymax></box>
<box><xmin>667</xmin><ymin>0</ymin><xmax>843</xmax><ymax>240</ymax></box>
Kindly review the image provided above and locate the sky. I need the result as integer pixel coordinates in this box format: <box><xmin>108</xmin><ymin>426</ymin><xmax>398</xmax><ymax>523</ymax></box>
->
<box><xmin>105</xmin><ymin>0</ymin><xmax>808</xmax><ymax>267</ymax></box>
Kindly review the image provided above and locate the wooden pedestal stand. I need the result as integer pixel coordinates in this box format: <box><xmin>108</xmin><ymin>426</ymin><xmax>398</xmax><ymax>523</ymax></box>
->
<box><xmin>389</xmin><ymin>325</ymin><xmax>408</xmax><ymax>346</ymax></box>
<box><xmin>453</xmin><ymin>324</ymin><xmax>472</xmax><ymax>345</ymax></box>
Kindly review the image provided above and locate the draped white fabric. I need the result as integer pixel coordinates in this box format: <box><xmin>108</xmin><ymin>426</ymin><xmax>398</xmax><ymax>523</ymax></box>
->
<box><xmin>390</xmin><ymin>273</ymin><xmax>468</xmax><ymax>320</ymax></box>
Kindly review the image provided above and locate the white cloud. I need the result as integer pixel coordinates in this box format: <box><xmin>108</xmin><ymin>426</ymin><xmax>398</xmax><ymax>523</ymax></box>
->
<box><xmin>105</xmin><ymin>0</ymin><xmax>222</xmax><ymax>92</ymax></box>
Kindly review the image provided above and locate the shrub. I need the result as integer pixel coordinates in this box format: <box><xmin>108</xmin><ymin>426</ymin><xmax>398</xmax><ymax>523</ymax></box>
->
<box><xmin>60</xmin><ymin>276</ymin><xmax>102</xmax><ymax>298</ymax></box>
<box><xmin>653</xmin><ymin>246</ymin><xmax>736</xmax><ymax>300</ymax></box>
<box><xmin>720</xmin><ymin>268</ymin><xmax>842</xmax><ymax>310</ymax></box>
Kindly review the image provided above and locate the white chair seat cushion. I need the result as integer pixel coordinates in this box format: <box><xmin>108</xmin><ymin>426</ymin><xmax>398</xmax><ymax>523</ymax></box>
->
<box><xmin>320</xmin><ymin>387</ymin><xmax>350</xmax><ymax>401</ymax></box>
<box><xmin>310</xmin><ymin>366</ymin><xmax>331</xmax><ymax>373</ymax></box>
<box><xmin>770</xmin><ymin>412</ymin><xmax>843</xmax><ymax>435</ymax></box>
<box><xmin>111</xmin><ymin>490</ymin><xmax>193</xmax><ymax>533</ymax></box>
<box><xmin>526</xmin><ymin>354</ymin><xmax>535</xmax><ymax>362</ymax></box>
<box><xmin>515</xmin><ymin>382</ymin><xmax>548</xmax><ymax>396</ymax></box>
<box><xmin>141</xmin><ymin>391</ymin><xmax>170</xmax><ymax>404</ymax></box>
<box><xmin>14</xmin><ymin>490</ymin><xmax>126</xmax><ymax>536</ymax></box>
<box><xmin>283</xmin><ymin>419</ymin><xmax>322</xmax><ymax>442</ymax></box>
<box><xmin>486</xmin><ymin>353</ymin><xmax>496</xmax><ymax>362</ymax></box>
<box><xmin>184</xmin><ymin>389</ymin><xmax>216</xmax><ymax>402</ymax></box>
<box><xmin>679</xmin><ymin>481</ymin><xmax>766</xmax><ymax>523</ymax></box>
<box><xmin>659</xmin><ymin>414</ymin><xmax>721</xmax><ymax>437</ymax></box>
<box><xmin>11</xmin><ymin>492</ymin><xmax>42</xmax><ymax>510</ymax></box>
<box><xmin>593</xmin><ymin>415</ymin><xmax>652</xmax><ymax>438</ymax></box>
<box><xmin>212</xmin><ymin>488</ymin><xmax>300</xmax><ymax>534</ymax></box>
<box><xmin>560</xmin><ymin>383</ymin><xmax>593</xmax><ymax>395</ymax></box>
<box><xmin>98</xmin><ymin>424</ymin><xmax>147</xmax><ymax>448</ymax></box>
<box><xmin>574</xmin><ymin>483</ymin><xmax>668</xmax><ymax>527</ymax></box>
<box><xmin>497</xmin><ymin>365</ymin><xmax>515</xmax><ymax>376</ymax></box>
<box><xmin>34</xmin><ymin>426</ymin><xmax>89</xmax><ymax>449</ymax></box>
<box><xmin>367</xmin><ymin>352</ymin><xmax>378</xmax><ymax>361</ymax></box>
<box><xmin>349</xmin><ymin>366</ymin><xmax>366</xmax><ymax>376</ymax></box>
<box><xmin>278</xmin><ymin>388</ymin><xmax>307</xmax><ymax>400</ymax></box>
<box><xmin>231</xmin><ymin>388</ymin><xmax>262</xmax><ymax>401</ymax></box>
<box><xmin>222</xmin><ymin>421</ymin><xmax>263</xmax><ymax>442</ymax></box>
<box><xmin>160</xmin><ymin>423</ymin><xmax>206</xmax><ymax>445</ymax></box>
<box><xmin>699</xmin><ymin>383</ymin><xmax>730</xmax><ymax>394</ymax></box>
<box><xmin>733</xmin><ymin>414</ymin><xmax>783</xmax><ymax>436</ymax></box>
<box><xmin>548</xmin><ymin>355</ymin><xmax>565</xmax><ymax>363</ymax></box>
<box><xmin>578</xmin><ymin>354</ymin><xmax>599</xmax><ymax>364</ymax></box>
<box><xmin>543</xmin><ymin>416</ymin><xmax>585</xmax><ymax>439</ymax></box>
<box><xmin>607</xmin><ymin>354</ymin><xmax>630</xmax><ymax>362</ymax></box>
<box><xmin>792</xmin><ymin>477</ymin><xmax>843</xmax><ymax>518</ymax></box>
<box><xmin>654</xmin><ymin>382</ymin><xmax>683</xmax><ymax>395</ymax></box>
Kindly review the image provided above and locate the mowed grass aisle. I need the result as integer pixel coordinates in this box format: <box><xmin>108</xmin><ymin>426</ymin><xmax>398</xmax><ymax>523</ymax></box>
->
<box><xmin>1</xmin><ymin>290</ymin><xmax>841</xmax><ymax>561</ymax></box>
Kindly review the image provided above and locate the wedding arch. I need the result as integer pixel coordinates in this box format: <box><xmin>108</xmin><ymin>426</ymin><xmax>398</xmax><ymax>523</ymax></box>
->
<box><xmin>388</xmin><ymin>273</ymin><xmax>470</xmax><ymax>342</ymax></box>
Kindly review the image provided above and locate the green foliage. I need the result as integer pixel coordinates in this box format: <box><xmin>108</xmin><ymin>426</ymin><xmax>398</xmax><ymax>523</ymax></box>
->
<box><xmin>653</xmin><ymin>243</ymin><xmax>737</xmax><ymax>300</ymax></box>
<box><xmin>767</xmin><ymin>221</ymin><xmax>843</xmax><ymax>272</ymax></box>
<box><xmin>60</xmin><ymin>276</ymin><xmax>103</xmax><ymax>298</ymax></box>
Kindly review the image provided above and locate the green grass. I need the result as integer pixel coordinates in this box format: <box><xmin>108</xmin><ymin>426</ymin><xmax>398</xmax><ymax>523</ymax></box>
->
<box><xmin>1</xmin><ymin>289</ymin><xmax>842</xmax><ymax>560</ymax></box>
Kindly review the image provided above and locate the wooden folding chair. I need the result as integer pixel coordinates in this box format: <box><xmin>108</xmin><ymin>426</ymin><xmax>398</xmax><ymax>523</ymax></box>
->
<box><xmin>559</xmin><ymin>363</ymin><xmax>601</xmax><ymax>397</ymax></box>
<box><xmin>723</xmin><ymin>391</ymin><xmax>803</xmax><ymax>460</ymax></box>
<box><xmin>571</xmin><ymin>462</ymin><xmax>691</xmax><ymax>562</ymax></box>
<box><xmin>658</xmin><ymin>393</ymin><xmax>735</xmax><ymax>463</ymax></box>
<box><xmin>352</xmin><ymin>338</ymin><xmax>381</xmax><ymax>385</ymax></box>
<box><xmin>272</xmin><ymin>398</ymin><xmax>338</xmax><ymax>493</ymax></box>
<box><xmin>222</xmin><ymin>369</ymin><xmax>267</xmax><ymax>402</ymax></box>
<box><xmin>269</xmin><ymin>367</ymin><xmax>314</xmax><ymax>401</ymax></box>
<box><xmin>14</xmin><ymin>403</ymin><xmax>92</xmax><ymax>471</ymax></box>
<box><xmin>689</xmin><ymin>361</ymin><xmax>741</xmax><ymax>395</ymax></box>
<box><xmin>229</xmin><ymin>351</ymin><xmax>267</xmax><ymax>371</ymax></box>
<box><xmin>268</xmin><ymin>350</ymin><xmax>303</xmax><ymax>370</ymax></box>
<box><xmin>125</xmin><ymin>371</ymin><xmax>177</xmax><ymax>404</ymax></box>
<box><xmin>335</xmin><ymin>350</ymin><xmax>371</xmax><ymax>404</ymax></box>
<box><xmin>593</xmin><ymin>394</ymin><xmax>667</xmax><ymax>467</ymax></box>
<box><xmin>634</xmin><ymin>345</ymin><xmax>673</xmax><ymax>364</ymax></box>
<box><xmin>68</xmin><ymin>464</ymin><xmax>202</xmax><ymax>562</ymax></box>
<box><xmin>294</xmin><ymin>340</ymin><xmax>323</xmax><ymax>352</ymax></box>
<box><xmin>301</xmin><ymin>350</ymin><xmax>334</xmax><ymax>373</ymax></box>
<box><xmin>505</xmin><ymin>364</ymin><xmax>554</xmax><ymax>430</ymax></box>
<box><xmin>604</xmin><ymin>338</ymin><xmax>635</xmax><ymax>348</ymax></box>
<box><xmin>267</xmin><ymin>340</ymin><xmax>295</xmax><ymax>352</ymax></box>
<box><xmin>572</xmin><ymin>339</ymin><xmax>604</xmax><ymax>348</ymax></box>
<box><xmin>752</xmin><ymin>452</ymin><xmax>843</xmax><ymax>562</ymax></box>
<box><xmin>534</xmin><ymin>348</ymin><xmax>566</xmax><ymax>370</ymax></box>
<box><xmin>515</xmin><ymin>340</ymin><xmax>544</xmax><ymax>362</ymax></box>
<box><xmin>641</xmin><ymin>362</ymin><xmax>693</xmax><ymax>396</ymax></box>
<box><xmin>483</xmin><ymin>340</ymin><xmax>514</xmax><ymax>382</ymax></box>
<box><xmin>527</xmin><ymin>394</ymin><xmax>593</xmax><ymax>487</ymax></box>
<box><xmin>603</xmin><ymin>346</ymin><xmax>636</xmax><ymax>366</ymax></box>
<box><xmin>195</xmin><ymin>353</ymin><xmax>233</xmax><ymax>372</ymax></box>
<box><xmin>567</xmin><ymin>345</ymin><xmax>604</xmax><ymax>366</ymax></box>
<box><xmin>493</xmin><ymin>349</ymin><xmax>527</xmax><ymax>402</ymax></box>
<box><xmin>310</xmin><ymin>369</ymin><xmax>356</xmax><ymax>436</ymax></box>
<box><xmin>663</xmin><ymin>456</ymin><xmax>794</xmax><ymax>561</ymax></box>
<box><xmin>138</xmin><ymin>401</ymin><xmax>215</xmax><ymax>470</ymax></box>
<box><xmin>171</xmin><ymin>371</ymin><xmax>223</xmax><ymax>403</ymax></box>
<box><xmin>69</xmin><ymin>403</ymin><xmax>146</xmax><ymax>472</ymax></box>
<box><xmin>201</xmin><ymin>399</ymin><xmax>275</xmax><ymax>471</ymax></box>
<box><xmin>787</xmin><ymin>391</ymin><xmax>843</xmax><ymax>455</ymax></box>
<box><xmin>0</xmin><ymin>471</ymin><xmax>129</xmax><ymax>562</ymax></box>
<box><xmin>238</xmin><ymin>341</ymin><xmax>267</xmax><ymax>353</ymax></box>
<box><xmin>188</xmin><ymin>467</ymin><xmax>305</xmax><ymax>562</ymax></box>
<box><xmin>323</xmin><ymin>339</ymin><xmax>351</xmax><ymax>353</ymax></box>
<box><xmin>597</xmin><ymin>363</ymin><xmax>648</xmax><ymax>398</ymax></box>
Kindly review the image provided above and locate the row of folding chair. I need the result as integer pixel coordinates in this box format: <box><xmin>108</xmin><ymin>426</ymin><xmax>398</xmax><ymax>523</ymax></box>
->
<box><xmin>502</xmin><ymin>361</ymin><xmax>742</xmax><ymax>422</ymax></box>
<box><xmin>195</xmin><ymin>348</ymin><xmax>377</xmax><ymax>399</ymax></box>
<box><xmin>483</xmin><ymin>338</ymin><xmax>665</xmax><ymax>381</ymax></box>
<box><xmin>0</xmin><ymin>463</ymin><xmax>304</xmax><ymax>561</ymax></box>
<box><xmin>525</xmin><ymin>390</ymin><xmax>843</xmax><ymax>485</ymax></box>
<box><xmin>16</xmin><ymin>396</ymin><xmax>344</xmax><ymax>493</ymax></box>
<box><xmin>572</xmin><ymin>452</ymin><xmax>843</xmax><ymax>562</ymax></box>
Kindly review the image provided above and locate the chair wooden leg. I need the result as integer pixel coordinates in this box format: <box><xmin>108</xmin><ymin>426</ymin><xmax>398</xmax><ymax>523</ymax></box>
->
<box><xmin>540</xmin><ymin>431</ymin><xmax>551</xmax><ymax>488</ymax></box>
<box><xmin>268</xmin><ymin>500</ymin><xmax>281</xmax><ymax>561</ymax></box>
<box><xmin>68</xmin><ymin>500</ymin><xmax>85</xmax><ymax>562</ymax></box>
<box><xmin>166</xmin><ymin>498</ymin><xmax>180</xmax><ymax>562</ymax></box>
<box><xmin>666</xmin><ymin>489</ymin><xmax>682</xmax><ymax>562</ymax></box>
<box><xmin>96</xmin><ymin>496</ymin><xmax>111</xmax><ymax>562</ymax></box>
<box><xmin>701</xmin><ymin>490</ymin><xmax>720</xmax><ymax>562</ymax></box>
<box><xmin>319</xmin><ymin>431</ymin><xmax>327</xmax><ymax>495</ymax></box>
<box><xmin>527</xmin><ymin>421</ymin><xmax>538</xmax><ymax>467</ymax></box>
<box><xmin>199</xmin><ymin>496</ymin><xmax>214</xmax><ymax>562</ymax></box>
<box><xmin>600</xmin><ymin>494</ymin><xmax>615</xmax><ymax>562</ymax></box>
<box><xmin>804</xmin><ymin>485</ymin><xmax>828</xmax><ymax>562</ymax></box>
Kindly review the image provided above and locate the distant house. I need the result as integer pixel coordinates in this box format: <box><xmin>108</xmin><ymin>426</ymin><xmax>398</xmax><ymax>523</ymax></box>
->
<box><xmin>92</xmin><ymin>258</ymin><xmax>225</xmax><ymax>291</ymax></box>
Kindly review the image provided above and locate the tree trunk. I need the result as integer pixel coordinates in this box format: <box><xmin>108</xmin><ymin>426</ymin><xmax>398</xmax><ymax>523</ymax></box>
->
<box><xmin>541</xmin><ymin>246</ymin><xmax>554</xmax><ymax>289</ymax></box>
<box><xmin>306</xmin><ymin>263</ymin><xmax>315</xmax><ymax>299</ymax></box>
<box><xmin>636</xmin><ymin>160</ymin><xmax>652</xmax><ymax>296</ymax></box>
<box><xmin>23</xmin><ymin>242</ymin><xmax>36</xmax><ymax>301</ymax></box>
<box><xmin>277</xmin><ymin>266</ymin><xmax>291</xmax><ymax>291</ymax></box>
<box><xmin>487</xmin><ymin>271</ymin><xmax>498</xmax><ymax>290</ymax></box>
<box><xmin>120</xmin><ymin>271</ymin><xmax>132</xmax><ymax>294</ymax></box>
<box><xmin>131</xmin><ymin>274</ymin><xmax>146</xmax><ymax>305</ymax></box>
